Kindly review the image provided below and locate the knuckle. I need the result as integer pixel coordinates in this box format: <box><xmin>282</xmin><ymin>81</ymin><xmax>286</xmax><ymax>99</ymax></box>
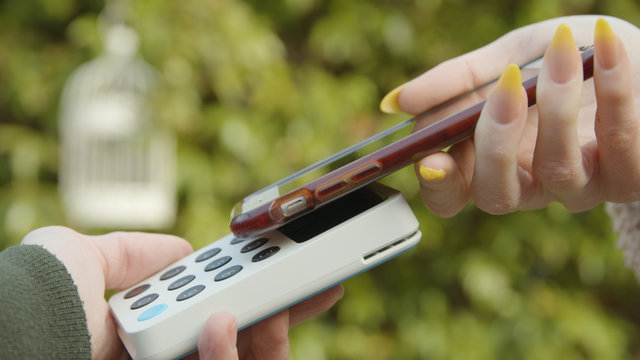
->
<box><xmin>21</xmin><ymin>225</ymin><xmax>77</xmax><ymax>244</ymax></box>
<box><xmin>421</xmin><ymin>195</ymin><xmax>465</xmax><ymax>218</ymax></box>
<box><xmin>476</xmin><ymin>198</ymin><xmax>518</xmax><ymax>215</ymax></box>
<box><xmin>598</xmin><ymin>80</ymin><xmax>632</xmax><ymax>107</ymax></box>
<box><xmin>471</xmin><ymin>186</ymin><xmax>519</xmax><ymax>215</ymax></box>
<box><xmin>461</xmin><ymin>57</ymin><xmax>483</xmax><ymax>91</ymax></box>
<box><xmin>533</xmin><ymin>161</ymin><xmax>584</xmax><ymax>191</ymax></box>
<box><xmin>420</xmin><ymin>187</ymin><xmax>467</xmax><ymax>218</ymax></box>
<box><xmin>596</xmin><ymin>113</ymin><xmax>640</xmax><ymax>148</ymax></box>
<box><xmin>606</xmin><ymin>179</ymin><xmax>640</xmax><ymax>203</ymax></box>
<box><xmin>563</xmin><ymin>200</ymin><xmax>596</xmax><ymax>213</ymax></box>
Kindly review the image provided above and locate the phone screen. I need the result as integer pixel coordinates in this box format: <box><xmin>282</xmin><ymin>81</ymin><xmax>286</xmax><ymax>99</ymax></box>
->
<box><xmin>230</xmin><ymin>46</ymin><xmax>594</xmax><ymax>239</ymax></box>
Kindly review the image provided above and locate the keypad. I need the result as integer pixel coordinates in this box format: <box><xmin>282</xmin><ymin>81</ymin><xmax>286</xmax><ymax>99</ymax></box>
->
<box><xmin>128</xmin><ymin>234</ymin><xmax>283</xmax><ymax>322</ymax></box>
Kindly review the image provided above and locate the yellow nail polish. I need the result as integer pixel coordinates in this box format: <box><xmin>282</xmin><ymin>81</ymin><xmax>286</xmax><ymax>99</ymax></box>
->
<box><xmin>496</xmin><ymin>64</ymin><xmax>522</xmax><ymax>97</ymax></box>
<box><xmin>547</xmin><ymin>24</ymin><xmax>579</xmax><ymax>83</ymax></box>
<box><xmin>379</xmin><ymin>85</ymin><xmax>404</xmax><ymax>113</ymax></box>
<box><xmin>419</xmin><ymin>166</ymin><xmax>446</xmax><ymax>182</ymax></box>
<box><xmin>595</xmin><ymin>18</ymin><xmax>618</xmax><ymax>70</ymax></box>
<box><xmin>550</xmin><ymin>24</ymin><xmax>575</xmax><ymax>52</ymax></box>
<box><xmin>489</xmin><ymin>64</ymin><xmax>523</xmax><ymax>124</ymax></box>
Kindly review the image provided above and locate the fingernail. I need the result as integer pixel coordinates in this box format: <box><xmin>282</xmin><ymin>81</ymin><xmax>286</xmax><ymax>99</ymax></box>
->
<box><xmin>379</xmin><ymin>84</ymin><xmax>404</xmax><ymax>113</ymax></box>
<box><xmin>419</xmin><ymin>166</ymin><xmax>446</xmax><ymax>182</ymax></box>
<box><xmin>490</xmin><ymin>64</ymin><xmax>522</xmax><ymax>124</ymax></box>
<box><xmin>546</xmin><ymin>23</ymin><xmax>579</xmax><ymax>83</ymax></box>
<box><xmin>595</xmin><ymin>18</ymin><xmax>619</xmax><ymax>70</ymax></box>
<box><xmin>496</xmin><ymin>64</ymin><xmax>522</xmax><ymax>96</ymax></box>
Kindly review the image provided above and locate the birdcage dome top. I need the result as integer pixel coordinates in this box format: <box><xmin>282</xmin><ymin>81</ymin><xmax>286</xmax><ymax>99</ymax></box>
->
<box><xmin>59</xmin><ymin>24</ymin><xmax>156</xmax><ymax>135</ymax></box>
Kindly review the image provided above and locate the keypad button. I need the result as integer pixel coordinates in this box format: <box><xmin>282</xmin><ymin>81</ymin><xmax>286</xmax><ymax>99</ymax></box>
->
<box><xmin>195</xmin><ymin>248</ymin><xmax>221</xmax><ymax>263</ymax></box>
<box><xmin>230</xmin><ymin>237</ymin><xmax>245</xmax><ymax>245</ymax></box>
<box><xmin>168</xmin><ymin>275</ymin><xmax>196</xmax><ymax>291</ymax></box>
<box><xmin>160</xmin><ymin>265</ymin><xmax>186</xmax><ymax>281</ymax></box>
<box><xmin>204</xmin><ymin>256</ymin><xmax>231</xmax><ymax>272</ymax></box>
<box><xmin>176</xmin><ymin>285</ymin><xmax>205</xmax><ymax>301</ymax></box>
<box><xmin>131</xmin><ymin>293</ymin><xmax>159</xmax><ymax>310</ymax></box>
<box><xmin>137</xmin><ymin>304</ymin><xmax>168</xmax><ymax>322</ymax></box>
<box><xmin>215</xmin><ymin>265</ymin><xmax>243</xmax><ymax>282</ymax></box>
<box><xmin>240</xmin><ymin>238</ymin><xmax>268</xmax><ymax>253</ymax></box>
<box><xmin>124</xmin><ymin>284</ymin><xmax>151</xmax><ymax>299</ymax></box>
<box><xmin>252</xmin><ymin>246</ymin><xmax>280</xmax><ymax>262</ymax></box>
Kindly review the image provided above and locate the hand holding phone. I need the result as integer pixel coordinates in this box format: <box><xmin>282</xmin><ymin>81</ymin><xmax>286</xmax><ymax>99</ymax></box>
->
<box><xmin>230</xmin><ymin>46</ymin><xmax>595</xmax><ymax>239</ymax></box>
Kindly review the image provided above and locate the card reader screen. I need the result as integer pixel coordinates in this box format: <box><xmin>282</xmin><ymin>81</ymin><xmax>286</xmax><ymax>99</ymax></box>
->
<box><xmin>278</xmin><ymin>187</ymin><xmax>384</xmax><ymax>243</ymax></box>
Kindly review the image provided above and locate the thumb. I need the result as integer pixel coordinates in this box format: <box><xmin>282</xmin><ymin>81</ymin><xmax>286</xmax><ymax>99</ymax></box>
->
<box><xmin>91</xmin><ymin>231</ymin><xmax>193</xmax><ymax>290</ymax></box>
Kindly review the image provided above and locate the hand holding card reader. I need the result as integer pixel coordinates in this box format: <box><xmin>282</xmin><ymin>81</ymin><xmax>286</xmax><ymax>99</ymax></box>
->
<box><xmin>108</xmin><ymin>183</ymin><xmax>421</xmax><ymax>360</ymax></box>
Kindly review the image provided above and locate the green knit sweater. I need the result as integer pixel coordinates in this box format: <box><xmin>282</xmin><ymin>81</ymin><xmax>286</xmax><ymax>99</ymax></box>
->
<box><xmin>0</xmin><ymin>245</ymin><xmax>92</xmax><ymax>359</ymax></box>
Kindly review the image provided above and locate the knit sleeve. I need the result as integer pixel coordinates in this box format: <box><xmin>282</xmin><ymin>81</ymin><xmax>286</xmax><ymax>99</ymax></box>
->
<box><xmin>606</xmin><ymin>201</ymin><xmax>640</xmax><ymax>280</ymax></box>
<box><xmin>0</xmin><ymin>244</ymin><xmax>92</xmax><ymax>359</ymax></box>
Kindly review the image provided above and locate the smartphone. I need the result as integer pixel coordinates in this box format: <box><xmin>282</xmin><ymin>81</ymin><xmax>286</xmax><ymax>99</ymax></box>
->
<box><xmin>230</xmin><ymin>46</ymin><xmax>595</xmax><ymax>239</ymax></box>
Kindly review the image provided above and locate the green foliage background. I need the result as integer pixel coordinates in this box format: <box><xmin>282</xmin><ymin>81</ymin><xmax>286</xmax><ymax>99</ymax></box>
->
<box><xmin>2</xmin><ymin>0</ymin><xmax>640</xmax><ymax>358</ymax></box>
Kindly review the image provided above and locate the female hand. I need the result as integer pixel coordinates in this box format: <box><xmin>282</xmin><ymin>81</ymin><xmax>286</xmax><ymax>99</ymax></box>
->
<box><xmin>380</xmin><ymin>15</ymin><xmax>640</xmax><ymax>216</ymax></box>
<box><xmin>21</xmin><ymin>226</ymin><xmax>343</xmax><ymax>360</ymax></box>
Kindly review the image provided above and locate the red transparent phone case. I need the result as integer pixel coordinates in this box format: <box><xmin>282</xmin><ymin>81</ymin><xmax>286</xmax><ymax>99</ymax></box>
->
<box><xmin>231</xmin><ymin>46</ymin><xmax>595</xmax><ymax>239</ymax></box>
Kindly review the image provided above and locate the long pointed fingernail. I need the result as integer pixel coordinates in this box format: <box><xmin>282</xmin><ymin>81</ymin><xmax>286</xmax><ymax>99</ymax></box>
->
<box><xmin>547</xmin><ymin>24</ymin><xmax>579</xmax><ymax>84</ymax></box>
<box><xmin>379</xmin><ymin>85</ymin><xmax>404</xmax><ymax>113</ymax></box>
<box><xmin>595</xmin><ymin>18</ymin><xmax>619</xmax><ymax>70</ymax></box>
<box><xmin>496</xmin><ymin>64</ymin><xmax>522</xmax><ymax>95</ymax></box>
<box><xmin>419</xmin><ymin>165</ymin><xmax>446</xmax><ymax>182</ymax></box>
<box><xmin>490</xmin><ymin>64</ymin><xmax>522</xmax><ymax>124</ymax></box>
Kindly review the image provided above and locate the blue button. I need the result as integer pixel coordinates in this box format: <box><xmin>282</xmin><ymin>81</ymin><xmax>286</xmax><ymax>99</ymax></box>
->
<box><xmin>137</xmin><ymin>303</ymin><xmax>168</xmax><ymax>321</ymax></box>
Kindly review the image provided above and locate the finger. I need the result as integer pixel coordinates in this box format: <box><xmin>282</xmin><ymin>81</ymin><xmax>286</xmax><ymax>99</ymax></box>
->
<box><xmin>289</xmin><ymin>284</ymin><xmax>344</xmax><ymax>327</ymax></box>
<box><xmin>238</xmin><ymin>311</ymin><xmax>290</xmax><ymax>360</ymax></box>
<box><xmin>394</xmin><ymin>17</ymin><xmax>598</xmax><ymax>115</ymax></box>
<box><xmin>415</xmin><ymin>143</ymin><xmax>474</xmax><ymax>217</ymax></box>
<box><xmin>471</xmin><ymin>64</ymin><xmax>529</xmax><ymax>214</ymax></box>
<box><xmin>397</xmin><ymin>35</ymin><xmax>532</xmax><ymax>115</ymax></box>
<box><xmin>593</xmin><ymin>18</ymin><xmax>640</xmax><ymax>202</ymax></box>
<box><xmin>532</xmin><ymin>24</ymin><xmax>592</xmax><ymax>209</ymax></box>
<box><xmin>91</xmin><ymin>232</ymin><xmax>193</xmax><ymax>290</ymax></box>
<box><xmin>197</xmin><ymin>312</ymin><xmax>239</xmax><ymax>360</ymax></box>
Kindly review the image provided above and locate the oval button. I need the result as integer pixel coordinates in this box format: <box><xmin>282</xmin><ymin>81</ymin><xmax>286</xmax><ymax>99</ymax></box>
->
<box><xmin>124</xmin><ymin>284</ymin><xmax>150</xmax><ymax>299</ymax></box>
<box><xmin>215</xmin><ymin>265</ymin><xmax>243</xmax><ymax>282</ymax></box>
<box><xmin>160</xmin><ymin>265</ymin><xmax>186</xmax><ymax>281</ymax></box>
<box><xmin>137</xmin><ymin>304</ymin><xmax>168</xmax><ymax>322</ymax></box>
<box><xmin>176</xmin><ymin>285</ymin><xmax>206</xmax><ymax>301</ymax></box>
<box><xmin>130</xmin><ymin>293</ymin><xmax>159</xmax><ymax>310</ymax></box>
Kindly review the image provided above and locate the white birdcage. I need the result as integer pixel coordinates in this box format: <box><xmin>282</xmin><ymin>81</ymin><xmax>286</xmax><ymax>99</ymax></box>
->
<box><xmin>59</xmin><ymin>19</ymin><xmax>176</xmax><ymax>229</ymax></box>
